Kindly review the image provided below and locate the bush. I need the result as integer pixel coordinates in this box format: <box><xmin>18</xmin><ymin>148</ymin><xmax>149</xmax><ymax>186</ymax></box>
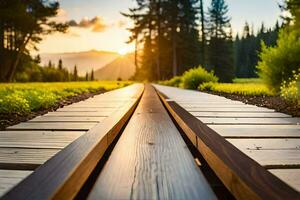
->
<box><xmin>159</xmin><ymin>76</ymin><xmax>182</xmax><ymax>87</ymax></box>
<box><xmin>280</xmin><ymin>71</ymin><xmax>300</xmax><ymax>107</ymax></box>
<box><xmin>257</xmin><ymin>29</ymin><xmax>300</xmax><ymax>92</ymax></box>
<box><xmin>181</xmin><ymin>66</ymin><xmax>218</xmax><ymax>89</ymax></box>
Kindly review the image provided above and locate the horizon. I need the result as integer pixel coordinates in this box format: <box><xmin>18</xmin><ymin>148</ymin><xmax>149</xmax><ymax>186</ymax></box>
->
<box><xmin>36</xmin><ymin>0</ymin><xmax>284</xmax><ymax>55</ymax></box>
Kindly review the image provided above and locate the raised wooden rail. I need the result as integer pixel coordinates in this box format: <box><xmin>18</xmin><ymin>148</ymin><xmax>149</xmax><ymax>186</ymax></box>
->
<box><xmin>156</xmin><ymin>87</ymin><xmax>300</xmax><ymax>200</ymax></box>
<box><xmin>1</xmin><ymin>85</ymin><xmax>144</xmax><ymax>200</ymax></box>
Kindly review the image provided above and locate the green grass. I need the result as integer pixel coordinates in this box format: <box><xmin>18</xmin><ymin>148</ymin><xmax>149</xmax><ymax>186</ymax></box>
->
<box><xmin>0</xmin><ymin>81</ymin><xmax>132</xmax><ymax>114</ymax></box>
<box><xmin>233</xmin><ymin>78</ymin><xmax>263</xmax><ymax>84</ymax></box>
<box><xmin>199</xmin><ymin>82</ymin><xmax>274</xmax><ymax>96</ymax></box>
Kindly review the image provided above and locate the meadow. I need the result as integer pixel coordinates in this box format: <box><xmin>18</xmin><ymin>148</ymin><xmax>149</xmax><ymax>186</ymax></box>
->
<box><xmin>199</xmin><ymin>78</ymin><xmax>274</xmax><ymax>96</ymax></box>
<box><xmin>0</xmin><ymin>81</ymin><xmax>131</xmax><ymax>114</ymax></box>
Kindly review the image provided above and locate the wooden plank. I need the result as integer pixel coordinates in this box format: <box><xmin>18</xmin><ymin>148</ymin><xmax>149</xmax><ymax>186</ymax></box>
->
<box><xmin>7</xmin><ymin>122</ymin><xmax>97</xmax><ymax>131</ymax></box>
<box><xmin>0</xmin><ymin>170</ymin><xmax>33</xmax><ymax>197</ymax></box>
<box><xmin>30</xmin><ymin>116</ymin><xmax>106</xmax><ymax>122</ymax></box>
<box><xmin>45</xmin><ymin>111</ymin><xmax>112</xmax><ymax>117</ymax></box>
<box><xmin>237</xmin><ymin>149</ymin><xmax>300</xmax><ymax>169</ymax></box>
<box><xmin>155</xmin><ymin>87</ymin><xmax>299</xmax><ymax>200</ymax></box>
<box><xmin>0</xmin><ymin>131</ymin><xmax>83</xmax><ymax>149</ymax></box>
<box><xmin>198</xmin><ymin>117</ymin><xmax>300</xmax><ymax>125</ymax></box>
<box><xmin>3</xmin><ymin>83</ymin><xmax>144</xmax><ymax>200</ymax></box>
<box><xmin>269</xmin><ymin>169</ymin><xmax>300</xmax><ymax>192</ymax></box>
<box><xmin>191</xmin><ymin>112</ymin><xmax>290</xmax><ymax>118</ymax></box>
<box><xmin>56</xmin><ymin>107</ymin><xmax>117</xmax><ymax>112</ymax></box>
<box><xmin>209</xmin><ymin>125</ymin><xmax>300</xmax><ymax>138</ymax></box>
<box><xmin>179</xmin><ymin>104</ymin><xmax>259</xmax><ymax>108</ymax></box>
<box><xmin>227</xmin><ymin>139</ymin><xmax>300</xmax><ymax>150</ymax></box>
<box><xmin>88</xmin><ymin>84</ymin><xmax>216</xmax><ymax>200</ymax></box>
<box><xmin>184</xmin><ymin>107</ymin><xmax>275</xmax><ymax>112</ymax></box>
<box><xmin>0</xmin><ymin>148</ymin><xmax>59</xmax><ymax>170</ymax></box>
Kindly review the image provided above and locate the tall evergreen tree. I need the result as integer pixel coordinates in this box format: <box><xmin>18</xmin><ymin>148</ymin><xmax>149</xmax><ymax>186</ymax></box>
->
<box><xmin>73</xmin><ymin>65</ymin><xmax>78</xmax><ymax>81</ymax></box>
<box><xmin>90</xmin><ymin>69</ymin><xmax>94</xmax><ymax>81</ymax></box>
<box><xmin>58</xmin><ymin>59</ymin><xmax>63</xmax><ymax>70</ymax></box>
<box><xmin>207</xmin><ymin>0</ymin><xmax>234</xmax><ymax>82</ymax></box>
<box><xmin>124</xmin><ymin>0</ymin><xmax>201</xmax><ymax>81</ymax></box>
<box><xmin>85</xmin><ymin>72</ymin><xmax>89</xmax><ymax>81</ymax></box>
<box><xmin>0</xmin><ymin>0</ymin><xmax>67</xmax><ymax>82</ymax></box>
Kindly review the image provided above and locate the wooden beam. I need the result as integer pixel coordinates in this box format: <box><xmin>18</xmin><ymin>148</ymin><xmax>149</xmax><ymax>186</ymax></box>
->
<box><xmin>156</xmin><ymin>90</ymin><xmax>300</xmax><ymax>200</ymax></box>
<box><xmin>2</xmin><ymin>84</ymin><xmax>143</xmax><ymax>200</ymax></box>
<box><xmin>88</xmin><ymin>84</ymin><xmax>216</xmax><ymax>199</ymax></box>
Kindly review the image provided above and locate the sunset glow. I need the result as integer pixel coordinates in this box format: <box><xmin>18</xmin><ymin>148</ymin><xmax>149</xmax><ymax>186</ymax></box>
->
<box><xmin>35</xmin><ymin>0</ymin><xmax>282</xmax><ymax>54</ymax></box>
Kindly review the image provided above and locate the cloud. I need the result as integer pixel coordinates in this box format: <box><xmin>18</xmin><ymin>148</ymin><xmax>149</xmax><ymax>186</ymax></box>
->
<box><xmin>117</xmin><ymin>20</ymin><xmax>127</xmax><ymax>28</ymax></box>
<box><xmin>68</xmin><ymin>16</ymin><xmax>107</xmax><ymax>32</ymax></box>
<box><xmin>53</xmin><ymin>8</ymin><xmax>68</xmax><ymax>23</ymax></box>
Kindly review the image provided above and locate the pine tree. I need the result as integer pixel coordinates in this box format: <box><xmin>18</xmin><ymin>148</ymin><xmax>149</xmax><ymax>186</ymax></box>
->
<box><xmin>85</xmin><ymin>72</ymin><xmax>89</xmax><ymax>81</ymax></box>
<box><xmin>90</xmin><ymin>69</ymin><xmax>94</xmax><ymax>81</ymax></box>
<box><xmin>73</xmin><ymin>65</ymin><xmax>78</xmax><ymax>81</ymax></box>
<box><xmin>58</xmin><ymin>59</ymin><xmax>63</xmax><ymax>70</ymax></box>
<box><xmin>124</xmin><ymin>0</ymin><xmax>201</xmax><ymax>80</ymax></box>
<box><xmin>207</xmin><ymin>0</ymin><xmax>234</xmax><ymax>82</ymax></box>
<box><xmin>48</xmin><ymin>61</ymin><xmax>53</xmax><ymax>68</ymax></box>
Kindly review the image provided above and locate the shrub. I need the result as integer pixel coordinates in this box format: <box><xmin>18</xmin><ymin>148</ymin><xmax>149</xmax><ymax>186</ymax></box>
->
<box><xmin>257</xmin><ymin>29</ymin><xmax>300</xmax><ymax>92</ymax></box>
<box><xmin>181</xmin><ymin>66</ymin><xmax>218</xmax><ymax>89</ymax></box>
<box><xmin>280</xmin><ymin>71</ymin><xmax>300</xmax><ymax>107</ymax></box>
<box><xmin>159</xmin><ymin>76</ymin><xmax>182</xmax><ymax>87</ymax></box>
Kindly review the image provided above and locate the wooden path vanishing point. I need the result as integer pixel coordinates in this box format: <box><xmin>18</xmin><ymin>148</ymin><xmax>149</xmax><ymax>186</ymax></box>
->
<box><xmin>0</xmin><ymin>83</ymin><xmax>300</xmax><ymax>199</ymax></box>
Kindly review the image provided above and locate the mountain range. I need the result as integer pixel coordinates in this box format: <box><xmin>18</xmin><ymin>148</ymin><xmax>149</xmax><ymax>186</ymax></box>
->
<box><xmin>40</xmin><ymin>50</ymin><xmax>117</xmax><ymax>75</ymax></box>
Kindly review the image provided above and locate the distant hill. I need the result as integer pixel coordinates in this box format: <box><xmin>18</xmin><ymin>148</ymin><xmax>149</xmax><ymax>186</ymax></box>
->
<box><xmin>94</xmin><ymin>53</ymin><xmax>136</xmax><ymax>80</ymax></box>
<box><xmin>40</xmin><ymin>50</ymin><xmax>119</xmax><ymax>76</ymax></box>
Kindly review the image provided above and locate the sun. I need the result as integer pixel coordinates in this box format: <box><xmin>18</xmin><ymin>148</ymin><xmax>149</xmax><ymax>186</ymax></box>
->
<box><xmin>118</xmin><ymin>47</ymin><xmax>128</xmax><ymax>56</ymax></box>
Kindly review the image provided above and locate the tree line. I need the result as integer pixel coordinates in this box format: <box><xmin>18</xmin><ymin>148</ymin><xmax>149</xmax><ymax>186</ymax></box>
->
<box><xmin>15</xmin><ymin>56</ymin><xmax>95</xmax><ymax>82</ymax></box>
<box><xmin>234</xmin><ymin>22</ymin><xmax>280</xmax><ymax>78</ymax></box>
<box><xmin>125</xmin><ymin>0</ymin><xmax>281</xmax><ymax>82</ymax></box>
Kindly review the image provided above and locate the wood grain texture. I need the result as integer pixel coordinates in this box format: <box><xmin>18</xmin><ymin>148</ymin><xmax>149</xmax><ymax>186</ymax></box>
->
<box><xmin>6</xmin><ymin>122</ymin><xmax>97</xmax><ymax>131</ymax></box>
<box><xmin>208</xmin><ymin>125</ymin><xmax>300</xmax><ymax>138</ymax></box>
<box><xmin>269</xmin><ymin>169</ymin><xmax>300</xmax><ymax>192</ymax></box>
<box><xmin>88</xmin><ymin>84</ymin><xmax>216</xmax><ymax>200</ymax></box>
<box><xmin>184</xmin><ymin>107</ymin><xmax>275</xmax><ymax>112</ymax></box>
<box><xmin>2</xmin><ymin>84</ymin><xmax>144</xmax><ymax>200</ymax></box>
<box><xmin>0</xmin><ymin>148</ymin><xmax>59</xmax><ymax>170</ymax></box>
<box><xmin>45</xmin><ymin>111</ymin><xmax>111</xmax><ymax>117</ymax></box>
<box><xmin>198</xmin><ymin>117</ymin><xmax>300</xmax><ymax>125</ymax></box>
<box><xmin>0</xmin><ymin>131</ymin><xmax>83</xmax><ymax>149</ymax></box>
<box><xmin>30</xmin><ymin>116</ymin><xmax>106</xmax><ymax>122</ymax></box>
<box><xmin>0</xmin><ymin>170</ymin><xmax>32</xmax><ymax>197</ymax></box>
<box><xmin>191</xmin><ymin>112</ymin><xmax>290</xmax><ymax>118</ymax></box>
<box><xmin>154</xmin><ymin>84</ymin><xmax>300</xmax><ymax>200</ymax></box>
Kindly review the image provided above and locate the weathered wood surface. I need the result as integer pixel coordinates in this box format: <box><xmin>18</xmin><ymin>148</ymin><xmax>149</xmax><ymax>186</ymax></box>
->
<box><xmin>269</xmin><ymin>169</ymin><xmax>300</xmax><ymax>192</ymax></box>
<box><xmin>88</xmin><ymin>84</ymin><xmax>216</xmax><ymax>200</ymax></box>
<box><xmin>185</xmin><ymin>107</ymin><xmax>275</xmax><ymax>112</ymax></box>
<box><xmin>2</xmin><ymin>84</ymin><xmax>144</xmax><ymax>199</ymax></box>
<box><xmin>0</xmin><ymin>131</ymin><xmax>83</xmax><ymax>149</ymax></box>
<box><xmin>0</xmin><ymin>148</ymin><xmax>60</xmax><ymax>170</ymax></box>
<box><xmin>209</xmin><ymin>125</ymin><xmax>300</xmax><ymax>138</ymax></box>
<box><xmin>0</xmin><ymin>170</ymin><xmax>32</xmax><ymax>197</ymax></box>
<box><xmin>154</xmin><ymin>84</ymin><xmax>300</xmax><ymax>200</ymax></box>
<box><xmin>191</xmin><ymin>111</ymin><xmax>290</xmax><ymax>118</ymax></box>
<box><xmin>198</xmin><ymin>117</ymin><xmax>300</xmax><ymax>125</ymax></box>
<box><xmin>30</xmin><ymin>116</ymin><xmax>106</xmax><ymax>122</ymax></box>
<box><xmin>7</xmin><ymin>122</ymin><xmax>97</xmax><ymax>131</ymax></box>
<box><xmin>45</xmin><ymin>111</ymin><xmax>112</xmax><ymax>117</ymax></box>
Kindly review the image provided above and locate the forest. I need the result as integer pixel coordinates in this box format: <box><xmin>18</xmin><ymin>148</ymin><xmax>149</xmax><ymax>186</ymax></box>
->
<box><xmin>125</xmin><ymin>0</ymin><xmax>281</xmax><ymax>82</ymax></box>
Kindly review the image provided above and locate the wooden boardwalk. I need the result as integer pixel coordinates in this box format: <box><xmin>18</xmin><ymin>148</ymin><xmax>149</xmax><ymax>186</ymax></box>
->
<box><xmin>1</xmin><ymin>83</ymin><xmax>300</xmax><ymax>199</ymax></box>
<box><xmin>154</xmin><ymin>84</ymin><xmax>300</xmax><ymax>198</ymax></box>
<box><xmin>0</xmin><ymin>84</ymin><xmax>143</xmax><ymax>197</ymax></box>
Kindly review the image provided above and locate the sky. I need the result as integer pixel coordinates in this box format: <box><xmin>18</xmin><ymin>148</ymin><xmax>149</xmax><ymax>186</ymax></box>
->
<box><xmin>37</xmin><ymin>0</ymin><xmax>284</xmax><ymax>54</ymax></box>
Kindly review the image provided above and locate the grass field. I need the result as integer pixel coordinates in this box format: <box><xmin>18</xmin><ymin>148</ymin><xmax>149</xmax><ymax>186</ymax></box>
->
<box><xmin>199</xmin><ymin>81</ymin><xmax>274</xmax><ymax>96</ymax></box>
<box><xmin>0</xmin><ymin>81</ymin><xmax>131</xmax><ymax>114</ymax></box>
